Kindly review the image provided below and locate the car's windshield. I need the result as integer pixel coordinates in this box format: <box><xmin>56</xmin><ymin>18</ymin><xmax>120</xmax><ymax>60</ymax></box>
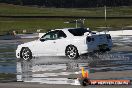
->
<box><xmin>68</xmin><ymin>28</ymin><xmax>91</xmax><ymax>36</ymax></box>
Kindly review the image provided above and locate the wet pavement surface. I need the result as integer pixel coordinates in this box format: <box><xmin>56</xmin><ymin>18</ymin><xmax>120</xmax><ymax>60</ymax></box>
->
<box><xmin>0</xmin><ymin>82</ymin><xmax>132</xmax><ymax>88</ymax></box>
<box><xmin>0</xmin><ymin>35</ymin><xmax>132</xmax><ymax>86</ymax></box>
<box><xmin>0</xmin><ymin>42</ymin><xmax>17</xmax><ymax>73</ymax></box>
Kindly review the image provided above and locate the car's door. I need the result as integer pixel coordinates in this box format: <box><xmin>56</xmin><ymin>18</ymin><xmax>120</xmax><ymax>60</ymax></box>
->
<box><xmin>36</xmin><ymin>31</ymin><xmax>59</xmax><ymax>56</ymax></box>
<box><xmin>53</xmin><ymin>30</ymin><xmax>67</xmax><ymax>56</ymax></box>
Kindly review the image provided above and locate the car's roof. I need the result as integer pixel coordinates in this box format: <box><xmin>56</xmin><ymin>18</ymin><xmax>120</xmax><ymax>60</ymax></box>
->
<box><xmin>45</xmin><ymin>28</ymin><xmax>72</xmax><ymax>33</ymax></box>
<box><xmin>55</xmin><ymin>28</ymin><xmax>75</xmax><ymax>31</ymax></box>
<box><xmin>49</xmin><ymin>28</ymin><xmax>91</xmax><ymax>33</ymax></box>
<box><xmin>45</xmin><ymin>28</ymin><xmax>92</xmax><ymax>37</ymax></box>
<box><xmin>48</xmin><ymin>28</ymin><xmax>75</xmax><ymax>37</ymax></box>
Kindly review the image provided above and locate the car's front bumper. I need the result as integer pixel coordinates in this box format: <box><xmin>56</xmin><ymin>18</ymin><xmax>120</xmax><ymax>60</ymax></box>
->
<box><xmin>16</xmin><ymin>46</ymin><xmax>21</xmax><ymax>58</ymax></box>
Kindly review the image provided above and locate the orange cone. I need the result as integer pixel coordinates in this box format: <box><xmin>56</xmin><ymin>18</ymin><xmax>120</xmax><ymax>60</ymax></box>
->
<box><xmin>81</xmin><ymin>67</ymin><xmax>89</xmax><ymax>78</ymax></box>
<box><xmin>81</xmin><ymin>67</ymin><xmax>85</xmax><ymax>78</ymax></box>
<box><xmin>84</xmin><ymin>71</ymin><xmax>89</xmax><ymax>78</ymax></box>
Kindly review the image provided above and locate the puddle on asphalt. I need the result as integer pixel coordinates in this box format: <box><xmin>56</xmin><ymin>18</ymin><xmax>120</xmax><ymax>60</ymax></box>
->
<box><xmin>0</xmin><ymin>36</ymin><xmax>132</xmax><ymax>84</ymax></box>
<box><xmin>0</xmin><ymin>42</ymin><xmax>17</xmax><ymax>73</ymax></box>
<box><xmin>112</xmin><ymin>36</ymin><xmax>132</xmax><ymax>46</ymax></box>
<box><xmin>0</xmin><ymin>65</ymin><xmax>16</xmax><ymax>73</ymax></box>
<box><xmin>16</xmin><ymin>52</ymin><xmax>132</xmax><ymax>84</ymax></box>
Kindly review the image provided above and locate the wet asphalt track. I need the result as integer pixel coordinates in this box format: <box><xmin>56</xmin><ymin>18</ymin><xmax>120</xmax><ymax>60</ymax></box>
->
<box><xmin>0</xmin><ymin>35</ymin><xmax>132</xmax><ymax>87</ymax></box>
<box><xmin>0</xmin><ymin>82</ymin><xmax>132</xmax><ymax>88</ymax></box>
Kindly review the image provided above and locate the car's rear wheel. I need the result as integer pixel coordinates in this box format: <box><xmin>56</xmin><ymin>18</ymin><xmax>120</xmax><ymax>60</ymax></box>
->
<box><xmin>20</xmin><ymin>47</ymin><xmax>32</xmax><ymax>61</ymax></box>
<box><xmin>65</xmin><ymin>45</ymin><xmax>79</xmax><ymax>59</ymax></box>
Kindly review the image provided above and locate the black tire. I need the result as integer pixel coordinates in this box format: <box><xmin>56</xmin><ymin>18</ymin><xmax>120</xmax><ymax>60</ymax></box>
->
<box><xmin>81</xmin><ymin>78</ymin><xmax>91</xmax><ymax>86</ymax></box>
<box><xmin>20</xmin><ymin>47</ymin><xmax>32</xmax><ymax>61</ymax></box>
<box><xmin>99</xmin><ymin>48</ymin><xmax>110</xmax><ymax>54</ymax></box>
<box><xmin>65</xmin><ymin>45</ymin><xmax>79</xmax><ymax>59</ymax></box>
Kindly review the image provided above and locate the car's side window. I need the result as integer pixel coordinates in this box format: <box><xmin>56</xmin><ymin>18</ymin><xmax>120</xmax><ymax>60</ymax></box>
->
<box><xmin>41</xmin><ymin>31</ymin><xmax>58</xmax><ymax>41</ymax></box>
<box><xmin>41</xmin><ymin>30</ymin><xmax>66</xmax><ymax>41</ymax></box>
<box><xmin>42</xmin><ymin>33</ymin><xmax>52</xmax><ymax>40</ymax></box>
<box><xmin>58</xmin><ymin>31</ymin><xmax>67</xmax><ymax>38</ymax></box>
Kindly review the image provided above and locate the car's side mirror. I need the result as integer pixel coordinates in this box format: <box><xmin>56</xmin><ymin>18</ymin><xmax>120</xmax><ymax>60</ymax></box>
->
<box><xmin>40</xmin><ymin>38</ymin><xmax>45</xmax><ymax>42</ymax></box>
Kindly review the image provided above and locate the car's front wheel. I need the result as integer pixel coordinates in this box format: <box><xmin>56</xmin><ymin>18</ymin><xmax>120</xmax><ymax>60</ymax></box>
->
<box><xmin>20</xmin><ymin>47</ymin><xmax>32</xmax><ymax>61</ymax></box>
<box><xmin>65</xmin><ymin>45</ymin><xmax>79</xmax><ymax>59</ymax></box>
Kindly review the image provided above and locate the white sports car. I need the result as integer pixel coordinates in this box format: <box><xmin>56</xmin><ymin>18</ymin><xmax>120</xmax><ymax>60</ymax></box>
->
<box><xmin>16</xmin><ymin>28</ymin><xmax>112</xmax><ymax>60</ymax></box>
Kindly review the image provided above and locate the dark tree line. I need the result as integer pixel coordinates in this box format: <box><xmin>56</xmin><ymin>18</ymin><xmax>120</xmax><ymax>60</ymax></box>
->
<box><xmin>0</xmin><ymin>0</ymin><xmax>132</xmax><ymax>7</ymax></box>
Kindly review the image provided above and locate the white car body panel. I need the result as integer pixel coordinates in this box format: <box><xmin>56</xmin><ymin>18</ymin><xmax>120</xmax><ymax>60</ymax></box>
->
<box><xmin>16</xmin><ymin>28</ymin><xmax>113</xmax><ymax>59</ymax></box>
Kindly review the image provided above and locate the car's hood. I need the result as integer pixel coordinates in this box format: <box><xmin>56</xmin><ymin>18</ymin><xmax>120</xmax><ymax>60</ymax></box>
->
<box><xmin>18</xmin><ymin>40</ymin><xmax>39</xmax><ymax>48</ymax></box>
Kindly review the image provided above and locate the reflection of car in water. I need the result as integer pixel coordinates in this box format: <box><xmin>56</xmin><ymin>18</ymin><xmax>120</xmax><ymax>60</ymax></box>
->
<box><xmin>16</xmin><ymin>28</ymin><xmax>112</xmax><ymax>60</ymax></box>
